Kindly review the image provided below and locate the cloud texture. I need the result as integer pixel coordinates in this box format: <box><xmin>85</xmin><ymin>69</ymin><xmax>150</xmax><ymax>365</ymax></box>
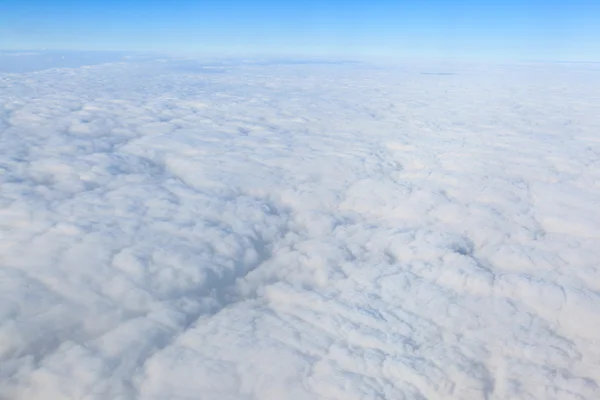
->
<box><xmin>1</xmin><ymin>57</ymin><xmax>599</xmax><ymax>399</ymax></box>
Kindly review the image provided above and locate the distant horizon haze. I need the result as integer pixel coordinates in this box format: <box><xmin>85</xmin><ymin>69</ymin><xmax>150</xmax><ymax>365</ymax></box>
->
<box><xmin>1</xmin><ymin>0</ymin><xmax>599</xmax><ymax>62</ymax></box>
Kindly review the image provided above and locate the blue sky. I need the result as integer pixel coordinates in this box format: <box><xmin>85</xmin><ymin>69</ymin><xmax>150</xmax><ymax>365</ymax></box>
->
<box><xmin>1</xmin><ymin>0</ymin><xmax>599</xmax><ymax>61</ymax></box>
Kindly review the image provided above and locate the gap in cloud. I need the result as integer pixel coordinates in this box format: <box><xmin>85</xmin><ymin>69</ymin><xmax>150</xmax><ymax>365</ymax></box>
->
<box><xmin>139</xmin><ymin>57</ymin><xmax>372</xmax><ymax>76</ymax></box>
<box><xmin>247</xmin><ymin>59</ymin><xmax>364</xmax><ymax>66</ymax></box>
<box><xmin>420</xmin><ymin>72</ymin><xmax>458</xmax><ymax>76</ymax></box>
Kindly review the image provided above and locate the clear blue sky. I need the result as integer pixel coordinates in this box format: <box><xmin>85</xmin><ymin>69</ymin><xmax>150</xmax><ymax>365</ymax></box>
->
<box><xmin>1</xmin><ymin>0</ymin><xmax>599</xmax><ymax>61</ymax></box>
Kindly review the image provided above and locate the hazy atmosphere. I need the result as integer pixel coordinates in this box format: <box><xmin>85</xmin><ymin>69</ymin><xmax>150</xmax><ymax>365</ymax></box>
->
<box><xmin>1</xmin><ymin>1</ymin><xmax>599</xmax><ymax>400</ymax></box>
<box><xmin>2</xmin><ymin>0</ymin><xmax>600</xmax><ymax>60</ymax></box>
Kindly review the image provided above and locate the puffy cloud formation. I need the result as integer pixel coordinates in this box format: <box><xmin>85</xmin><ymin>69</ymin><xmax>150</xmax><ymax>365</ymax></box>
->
<box><xmin>0</xmin><ymin>56</ymin><xmax>599</xmax><ymax>399</ymax></box>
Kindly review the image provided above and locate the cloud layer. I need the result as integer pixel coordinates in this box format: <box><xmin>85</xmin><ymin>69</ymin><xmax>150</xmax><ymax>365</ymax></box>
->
<box><xmin>1</xmin><ymin>57</ymin><xmax>599</xmax><ymax>399</ymax></box>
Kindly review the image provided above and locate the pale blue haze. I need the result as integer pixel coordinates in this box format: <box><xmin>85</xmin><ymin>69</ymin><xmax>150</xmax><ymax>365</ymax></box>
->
<box><xmin>1</xmin><ymin>1</ymin><xmax>599</xmax><ymax>61</ymax></box>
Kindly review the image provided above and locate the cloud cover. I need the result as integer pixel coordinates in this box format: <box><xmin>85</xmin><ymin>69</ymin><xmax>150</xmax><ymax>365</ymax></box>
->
<box><xmin>0</xmin><ymin>57</ymin><xmax>599</xmax><ymax>399</ymax></box>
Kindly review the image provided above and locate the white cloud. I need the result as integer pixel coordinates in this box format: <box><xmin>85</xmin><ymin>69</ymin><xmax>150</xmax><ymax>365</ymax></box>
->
<box><xmin>0</xmin><ymin>58</ymin><xmax>599</xmax><ymax>399</ymax></box>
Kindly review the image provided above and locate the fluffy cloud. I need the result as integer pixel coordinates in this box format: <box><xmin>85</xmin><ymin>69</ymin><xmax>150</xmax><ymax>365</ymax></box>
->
<box><xmin>0</xmin><ymin>56</ymin><xmax>599</xmax><ymax>399</ymax></box>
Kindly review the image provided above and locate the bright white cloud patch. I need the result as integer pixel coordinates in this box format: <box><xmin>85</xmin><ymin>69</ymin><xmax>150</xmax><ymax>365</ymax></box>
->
<box><xmin>0</xmin><ymin>57</ymin><xmax>599</xmax><ymax>400</ymax></box>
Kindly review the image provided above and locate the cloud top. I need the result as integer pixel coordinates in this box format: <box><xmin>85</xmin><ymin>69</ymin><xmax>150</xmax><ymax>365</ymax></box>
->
<box><xmin>0</xmin><ymin>58</ymin><xmax>599</xmax><ymax>399</ymax></box>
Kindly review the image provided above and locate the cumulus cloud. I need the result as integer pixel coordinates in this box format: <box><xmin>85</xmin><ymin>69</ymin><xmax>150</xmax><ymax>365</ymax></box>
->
<box><xmin>0</xmin><ymin>57</ymin><xmax>599</xmax><ymax>399</ymax></box>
